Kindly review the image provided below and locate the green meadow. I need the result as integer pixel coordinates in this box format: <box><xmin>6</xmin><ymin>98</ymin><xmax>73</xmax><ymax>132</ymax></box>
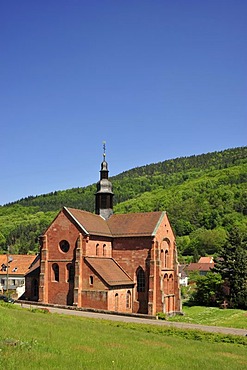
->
<box><xmin>0</xmin><ymin>303</ymin><xmax>247</xmax><ymax>370</ymax></box>
<box><xmin>168</xmin><ymin>305</ymin><xmax>247</xmax><ymax>329</ymax></box>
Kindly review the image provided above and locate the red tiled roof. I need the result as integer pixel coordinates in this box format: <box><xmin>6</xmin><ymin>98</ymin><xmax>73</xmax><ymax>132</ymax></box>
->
<box><xmin>107</xmin><ymin>211</ymin><xmax>164</xmax><ymax>237</ymax></box>
<box><xmin>85</xmin><ymin>257</ymin><xmax>134</xmax><ymax>286</ymax></box>
<box><xmin>65</xmin><ymin>207</ymin><xmax>112</xmax><ymax>237</ymax></box>
<box><xmin>0</xmin><ymin>254</ymin><xmax>37</xmax><ymax>276</ymax></box>
<box><xmin>186</xmin><ymin>263</ymin><xmax>215</xmax><ymax>272</ymax></box>
<box><xmin>198</xmin><ymin>256</ymin><xmax>214</xmax><ymax>264</ymax></box>
<box><xmin>65</xmin><ymin>208</ymin><xmax>165</xmax><ymax>238</ymax></box>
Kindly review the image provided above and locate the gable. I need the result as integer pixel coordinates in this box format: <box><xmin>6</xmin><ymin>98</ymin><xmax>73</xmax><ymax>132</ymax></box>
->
<box><xmin>44</xmin><ymin>207</ymin><xmax>112</xmax><ymax>238</ymax></box>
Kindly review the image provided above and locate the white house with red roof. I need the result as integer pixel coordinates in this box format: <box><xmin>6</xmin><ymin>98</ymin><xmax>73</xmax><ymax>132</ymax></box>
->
<box><xmin>0</xmin><ymin>254</ymin><xmax>36</xmax><ymax>298</ymax></box>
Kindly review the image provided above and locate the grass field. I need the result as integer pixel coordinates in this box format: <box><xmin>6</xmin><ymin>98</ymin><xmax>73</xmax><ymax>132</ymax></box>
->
<box><xmin>168</xmin><ymin>305</ymin><xmax>247</xmax><ymax>329</ymax></box>
<box><xmin>0</xmin><ymin>303</ymin><xmax>247</xmax><ymax>370</ymax></box>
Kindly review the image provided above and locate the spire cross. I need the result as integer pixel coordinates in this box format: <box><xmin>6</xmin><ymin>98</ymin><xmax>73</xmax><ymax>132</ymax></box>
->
<box><xmin>103</xmin><ymin>141</ymin><xmax>106</xmax><ymax>160</ymax></box>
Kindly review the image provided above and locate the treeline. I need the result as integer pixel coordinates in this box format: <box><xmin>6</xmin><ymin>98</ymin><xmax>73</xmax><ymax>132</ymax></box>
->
<box><xmin>0</xmin><ymin>146</ymin><xmax>246</xmax><ymax>257</ymax></box>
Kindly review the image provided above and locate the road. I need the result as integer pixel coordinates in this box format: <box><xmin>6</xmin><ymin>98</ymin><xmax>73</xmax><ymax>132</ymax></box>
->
<box><xmin>17</xmin><ymin>302</ymin><xmax>247</xmax><ymax>337</ymax></box>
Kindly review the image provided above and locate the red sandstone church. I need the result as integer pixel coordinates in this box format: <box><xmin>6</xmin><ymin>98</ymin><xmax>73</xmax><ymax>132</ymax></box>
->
<box><xmin>25</xmin><ymin>152</ymin><xmax>181</xmax><ymax>316</ymax></box>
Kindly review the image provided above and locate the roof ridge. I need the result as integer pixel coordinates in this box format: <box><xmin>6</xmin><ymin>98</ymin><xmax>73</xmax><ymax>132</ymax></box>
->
<box><xmin>66</xmin><ymin>207</ymin><xmax>99</xmax><ymax>217</ymax></box>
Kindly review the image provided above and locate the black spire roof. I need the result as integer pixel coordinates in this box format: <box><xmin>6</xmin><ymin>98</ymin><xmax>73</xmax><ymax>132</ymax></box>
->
<box><xmin>95</xmin><ymin>142</ymin><xmax>114</xmax><ymax>219</ymax></box>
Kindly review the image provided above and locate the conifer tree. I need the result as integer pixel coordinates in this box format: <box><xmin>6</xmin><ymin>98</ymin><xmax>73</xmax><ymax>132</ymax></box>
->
<box><xmin>214</xmin><ymin>228</ymin><xmax>247</xmax><ymax>309</ymax></box>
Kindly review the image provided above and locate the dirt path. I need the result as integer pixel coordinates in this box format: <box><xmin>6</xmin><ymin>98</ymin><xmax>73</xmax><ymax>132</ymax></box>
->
<box><xmin>17</xmin><ymin>303</ymin><xmax>247</xmax><ymax>337</ymax></box>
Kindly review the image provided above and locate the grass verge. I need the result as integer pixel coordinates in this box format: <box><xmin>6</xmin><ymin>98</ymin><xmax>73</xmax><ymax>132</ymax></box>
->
<box><xmin>167</xmin><ymin>305</ymin><xmax>247</xmax><ymax>329</ymax></box>
<box><xmin>0</xmin><ymin>303</ymin><xmax>247</xmax><ymax>370</ymax></box>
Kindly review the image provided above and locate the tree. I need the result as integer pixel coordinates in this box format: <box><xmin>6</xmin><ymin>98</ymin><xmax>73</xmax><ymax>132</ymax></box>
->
<box><xmin>214</xmin><ymin>228</ymin><xmax>247</xmax><ymax>309</ymax></box>
<box><xmin>190</xmin><ymin>272</ymin><xmax>224</xmax><ymax>306</ymax></box>
<box><xmin>188</xmin><ymin>227</ymin><xmax>227</xmax><ymax>256</ymax></box>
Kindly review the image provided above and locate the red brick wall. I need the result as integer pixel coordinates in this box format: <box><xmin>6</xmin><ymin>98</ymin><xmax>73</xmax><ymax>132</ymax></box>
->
<box><xmin>112</xmin><ymin>236</ymin><xmax>151</xmax><ymax>314</ymax></box>
<box><xmin>85</xmin><ymin>238</ymin><xmax>112</xmax><ymax>258</ymax></box>
<box><xmin>42</xmin><ymin>211</ymin><xmax>80</xmax><ymax>305</ymax></box>
<box><xmin>46</xmin><ymin>211</ymin><xmax>79</xmax><ymax>261</ymax></box>
<box><xmin>112</xmin><ymin>236</ymin><xmax>151</xmax><ymax>279</ymax></box>
<box><xmin>108</xmin><ymin>288</ymin><xmax>133</xmax><ymax>313</ymax></box>
<box><xmin>112</xmin><ymin>214</ymin><xmax>181</xmax><ymax>315</ymax></box>
<box><xmin>154</xmin><ymin>213</ymin><xmax>181</xmax><ymax>314</ymax></box>
<box><xmin>81</xmin><ymin>290</ymin><xmax>108</xmax><ymax>310</ymax></box>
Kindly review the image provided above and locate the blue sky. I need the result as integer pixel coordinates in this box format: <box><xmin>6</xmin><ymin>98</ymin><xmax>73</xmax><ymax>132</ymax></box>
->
<box><xmin>1</xmin><ymin>0</ymin><xmax>246</xmax><ymax>206</ymax></box>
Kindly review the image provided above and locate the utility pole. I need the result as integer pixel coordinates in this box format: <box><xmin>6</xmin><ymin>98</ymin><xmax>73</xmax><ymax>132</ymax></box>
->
<box><xmin>6</xmin><ymin>245</ymin><xmax>9</xmax><ymax>298</ymax></box>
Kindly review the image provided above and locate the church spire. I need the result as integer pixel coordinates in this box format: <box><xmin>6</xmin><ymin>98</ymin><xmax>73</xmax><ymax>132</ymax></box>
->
<box><xmin>103</xmin><ymin>140</ymin><xmax>106</xmax><ymax>161</ymax></box>
<box><xmin>95</xmin><ymin>142</ymin><xmax>114</xmax><ymax>219</ymax></box>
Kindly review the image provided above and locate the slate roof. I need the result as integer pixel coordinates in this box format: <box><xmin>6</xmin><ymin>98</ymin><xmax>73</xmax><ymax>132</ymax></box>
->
<box><xmin>0</xmin><ymin>254</ymin><xmax>37</xmax><ymax>276</ymax></box>
<box><xmin>85</xmin><ymin>257</ymin><xmax>134</xmax><ymax>287</ymax></box>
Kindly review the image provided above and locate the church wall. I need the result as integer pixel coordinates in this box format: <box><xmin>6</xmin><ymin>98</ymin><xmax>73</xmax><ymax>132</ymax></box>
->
<box><xmin>25</xmin><ymin>276</ymin><xmax>32</xmax><ymax>299</ymax></box>
<box><xmin>85</xmin><ymin>237</ymin><xmax>112</xmax><ymax>258</ymax></box>
<box><xmin>46</xmin><ymin>211</ymin><xmax>79</xmax><ymax>261</ymax></box>
<box><xmin>112</xmin><ymin>236</ymin><xmax>151</xmax><ymax>273</ymax></box>
<box><xmin>154</xmin><ymin>214</ymin><xmax>181</xmax><ymax>314</ymax></box>
<box><xmin>43</xmin><ymin>211</ymin><xmax>80</xmax><ymax>305</ymax></box>
<box><xmin>80</xmin><ymin>258</ymin><xmax>108</xmax><ymax>310</ymax></box>
<box><xmin>25</xmin><ymin>271</ymin><xmax>39</xmax><ymax>301</ymax></box>
<box><xmin>108</xmin><ymin>288</ymin><xmax>133</xmax><ymax>313</ymax></box>
<box><xmin>81</xmin><ymin>290</ymin><xmax>108</xmax><ymax>310</ymax></box>
<box><xmin>112</xmin><ymin>236</ymin><xmax>151</xmax><ymax>314</ymax></box>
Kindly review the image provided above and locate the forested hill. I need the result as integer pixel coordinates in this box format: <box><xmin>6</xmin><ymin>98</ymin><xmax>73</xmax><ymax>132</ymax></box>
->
<box><xmin>0</xmin><ymin>146</ymin><xmax>246</xmax><ymax>259</ymax></box>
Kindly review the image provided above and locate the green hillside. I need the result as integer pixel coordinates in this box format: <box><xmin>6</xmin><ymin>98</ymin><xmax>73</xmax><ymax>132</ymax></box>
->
<box><xmin>0</xmin><ymin>146</ymin><xmax>246</xmax><ymax>258</ymax></box>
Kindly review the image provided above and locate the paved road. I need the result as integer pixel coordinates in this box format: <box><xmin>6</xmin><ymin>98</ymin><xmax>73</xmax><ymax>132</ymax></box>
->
<box><xmin>17</xmin><ymin>303</ymin><xmax>247</xmax><ymax>337</ymax></box>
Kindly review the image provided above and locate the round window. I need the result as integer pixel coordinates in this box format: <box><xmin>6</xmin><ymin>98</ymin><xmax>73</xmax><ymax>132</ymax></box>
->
<box><xmin>59</xmin><ymin>240</ymin><xmax>70</xmax><ymax>253</ymax></box>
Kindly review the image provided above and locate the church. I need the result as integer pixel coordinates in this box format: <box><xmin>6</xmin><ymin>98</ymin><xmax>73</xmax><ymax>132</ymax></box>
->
<box><xmin>25</xmin><ymin>150</ymin><xmax>181</xmax><ymax>316</ymax></box>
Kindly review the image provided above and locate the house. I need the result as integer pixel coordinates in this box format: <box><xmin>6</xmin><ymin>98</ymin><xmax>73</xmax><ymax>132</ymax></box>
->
<box><xmin>178</xmin><ymin>264</ymin><xmax>189</xmax><ymax>286</ymax></box>
<box><xmin>25</xmin><ymin>150</ymin><xmax>181</xmax><ymax>316</ymax></box>
<box><xmin>186</xmin><ymin>256</ymin><xmax>215</xmax><ymax>277</ymax></box>
<box><xmin>0</xmin><ymin>254</ymin><xmax>37</xmax><ymax>298</ymax></box>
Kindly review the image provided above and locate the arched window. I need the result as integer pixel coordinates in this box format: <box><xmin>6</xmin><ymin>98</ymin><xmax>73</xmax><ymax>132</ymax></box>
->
<box><xmin>165</xmin><ymin>250</ymin><xmax>169</xmax><ymax>268</ymax></box>
<box><xmin>126</xmin><ymin>290</ymin><xmax>131</xmax><ymax>309</ymax></box>
<box><xmin>161</xmin><ymin>249</ymin><xmax>165</xmax><ymax>269</ymax></box>
<box><xmin>137</xmin><ymin>268</ymin><xmax>145</xmax><ymax>293</ymax></box>
<box><xmin>52</xmin><ymin>263</ymin><xmax>59</xmax><ymax>282</ymax></box>
<box><xmin>103</xmin><ymin>244</ymin><xmax>106</xmax><ymax>256</ymax></box>
<box><xmin>161</xmin><ymin>238</ymin><xmax>170</xmax><ymax>268</ymax></box>
<box><xmin>115</xmin><ymin>293</ymin><xmax>119</xmax><ymax>311</ymax></box>
<box><xmin>164</xmin><ymin>274</ymin><xmax>169</xmax><ymax>295</ymax></box>
<box><xmin>67</xmin><ymin>263</ymin><xmax>74</xmax><ymax>282</ymax></box>
<box><xmin>169</xmin><ymin>274</ymin><xmax>174</xmax><ymax>294</ymax></box>
<box><xmin>96</xmin><ymin>244</ymin><xmax>99</xmax><ymax>256</ymax></box>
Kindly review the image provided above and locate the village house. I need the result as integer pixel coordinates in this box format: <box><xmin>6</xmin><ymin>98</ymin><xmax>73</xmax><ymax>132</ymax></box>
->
<box><xmin>0</xmin><ymin>254</ymin><xmax>36</xmax><ymax>298</ymax></box>
<box><xmin>186</xmin><ymin>256</ymin><xmax>215</xmax><ymax>277</ymax></box>
<box><xmin>178</xmin><ymin>264</ymin><xmax>189</xmax><ymax>287</ymax></box>
<box><xmin>25</xmin><ymin>150</ymin><xmax>181</xmax><ymax>316</ymax></box>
